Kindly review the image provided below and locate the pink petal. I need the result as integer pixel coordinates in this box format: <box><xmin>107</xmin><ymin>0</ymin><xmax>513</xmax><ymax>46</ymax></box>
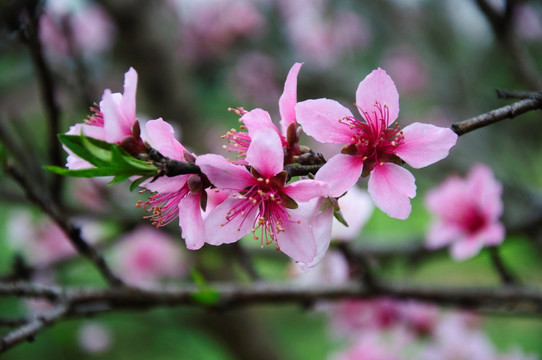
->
<box><xmin>315</xmin><ymin>154</ymin><xmax>364</xmax><ymax>197</ymax></box>
<box><xmin>450</xmin><ymin>236</ymin><xmax>484</xmax><ymax>261</ymax></box>
<box><xmin>204</xmin><ymin>198</ymin><xmax>257</xmax><ymax>245</ymax></box>
<box><xmin>467</xmin><ymin>164</ymin><xmax>503</xmax><ymax>219</ymax></box>
<box><xmin>178</xmin><ymin>192</ymin><xmax>206</xmax><ymax>250</ymax></box>
<box><xmin>355</xmin><ymin>68</ymin><xmax>399</xmax><ymax>124</ymax></box>
<box><xmin>246</xmin><ymin>128</ymin><xmax>283</xmax><ymax>178</ymax></box>
<box><xmin>368</xmin><ymin>163</ymin><xmax>416</xmax><ymax>220</ymax></box>
<box><xmin>196</xmin><ymin>154</ymin><xmax>255</xmax><ymax>191</ymax></box>
<box><xmin>102</xmin><ymin>90</ymin><xmax>132</xmax><ymax>143</ymax></box>
<box><xmin>279</xmin><ymin>62</ymin><xmax>303</xmax><ymax>134</ymax></box>
<box><xmin>425</xmin><ymin>221</ymin><xmax>463</xmax><ymax>249</ymax></box>
<box><xmin>145</xmin><ymin>118</ymin><xmax>186</xmax><ymax>161</ymax></box>
<box><xmin>295</xmin><ymin>99</ymin><xmax>354</xmax><ymax>144</ymax></box>
<box><xmin>121</xmin><ymin>67</ymin><xmax>138</xmax><ymax>122</ymax></box>
<box><xmin>395</xmin><ymin>122</ymin><xmax>457</xmax><ymax>169</ymax></box>
<box><xmin>283</xmin><ymin>179</ymin><xmax>328</xmax><ymax>202</ymax></box>
<box><xmin>331</xmin><ymin>186</ymin><xmax>374</xmax><ymax>242</ymax></box>
<box><xmin>477</xmin><ymin>222</ymin><xmax>505</xmax><ymax>246</ymax></box>
<box><xmin>276</xmin><ymin>214</ymin><xmax>317</xmax><ymax>263</ymax></box>
<box><xmin>241</xmin><ymin>108</ymin><xmax>280</xmax><ymax>135</ymax></box>
<box><xmin>301</xmin><ymin>204</ymin><xmax>333</xmax><ymax>270</ymax></box>
<box><xmin>141</xmin><ymin>175</ymin><xmax>188</xmax><ymax>194</ymax></box>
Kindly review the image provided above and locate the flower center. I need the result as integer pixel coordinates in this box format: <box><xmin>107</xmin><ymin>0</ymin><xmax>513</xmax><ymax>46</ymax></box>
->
<box><xmin>456</xmin><ymin>205</ymin><xmax>487</xmax><ymax>235</ymax></box>
<box><xmin>137</xmin><ymin>186</ymin><xmax>190</xmax><ymax>228</ymax></box>
<box><xmin>85</xmin><ymin>104</ymin><xmax>104</xmax><ymax>127</ymax></box>
<box><xmin>339</xmin><ymin>102</ymin><xmax>404</xmax><ymax>174</ymax></box>
<box><xmin>222</xmin><ymin>173</ymin><xmax>295</xmax><ymax>250</ymax></box>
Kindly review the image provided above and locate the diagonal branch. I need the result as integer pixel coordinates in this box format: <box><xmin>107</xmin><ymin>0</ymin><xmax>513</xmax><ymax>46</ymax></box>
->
<box><xmin>3</xmin><ymin>163</ymin><xmax>124</xmax><ymax>287</ymax></box>
<box><xmin>451</xmin><ymin>97</ymin><xmax>541</xmax><ymax>135</ymax></box>
<box><xmin>0</xmin><ymin>304</ymin><xmax>69</xmax><ymax>353</ymax></box>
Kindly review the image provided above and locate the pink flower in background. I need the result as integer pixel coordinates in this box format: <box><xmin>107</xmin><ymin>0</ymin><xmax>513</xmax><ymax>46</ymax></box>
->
<box><xmin>223</xmin><ymin>62</ymin><xmax>304</xmax><ymax>164</ymax></box>
<box><xmin>425</xmin><ymin>164</ymin><xmax>505</xmax><ymax>260</ymax></box>
<box><xmin>138</xmin><ymin>118</ymin><xmax>208</xmax><ymax>250</ymax></box>
<box><xmin>39</xmin><ymin>0</ymin><xmax>115</xmax><ymax>61</ymax></box>
<box><xmin>331</xmin><ymin>332</ymin><xmax>402</xmax><ymax>360</ymax></box>
<box><xmin>296</xmin><ymin>68</ymin><xmax>457</xmax><ymax>219</ymax></box>
<box><xmin>197</xmin><ymin>127</ymin><xmax>327</xmax><ymax>263</ymax></box>
<box><xmin>227</xmin><ymin>52</ymin><xmax>281</xmax><ymax>109</ymax></box>
<box><xmin>419</xmin><ymin>314</ymin><xmax>497</xmax><ymax>360</ymax></box>
<box><xmin>279</xmin><ymin>0</ymin><xmax>371</xmax><ymax>68</ymax></box>
<box><xmin>7</xmin><ymin>212</ymin><xmax>101</xmax><ymax>267</ymax></box>
<box><xmin>382</xmin><ymin>46</ymin><xmax>429</xmax><ymax>95</ymax></box>
<box><xmin>331</xmin><ymin>186</ymin><xmax>373</xmax><ymax>241</ymax></box>
<box><xmin>66</xmin><ymin>67</ymin><xmax>145</xmax><ymax>169</ymax></box>
<box><xmin>112</xmin><ymin>226</ymin><xmax>186</xmax><ymax>287</ymax></box>
<box><xmin>78</xmin><ymin>322</ymin><xmax>113</xmax><ymax>354</ymax></box>
<box><xmin>169</xmin><ymin>0</ymin><xmax>264</xmax><ymax>62</ymax></box>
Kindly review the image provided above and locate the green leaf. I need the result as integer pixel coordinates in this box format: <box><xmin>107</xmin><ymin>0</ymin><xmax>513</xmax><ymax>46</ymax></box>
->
<box><xmin>190</xmin><ymin>268</ymin><xmax>220</xmax><ymax>305</ymax></box>
<box><xmin>58</xmin><ymin>134</ymin><xmax>110</xmax><ymax>167</ymax></box>
<box><xmin>108</xmin><ymin>174</ymin><xmax>132</xmax><ymax>185</ymax></box>
<box><xmin>81</xmin><ymin>134</ymin><xmax>112</xmax><ymax>163</ymax></box>
<box><xmin>129</xmin><ymin>176</ymin><xmax>149</xmax><ymax>192</ymax></box>
<box><xmin>44</xmin><ymin>165</ymin><xmax>119</xmax><ymax>177</ymax></box>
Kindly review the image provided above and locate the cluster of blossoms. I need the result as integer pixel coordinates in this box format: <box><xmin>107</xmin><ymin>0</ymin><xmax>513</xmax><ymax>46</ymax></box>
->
<box><xmin>64</xmin><ymin>63</ymin><xmax>458</xmax><ymax>266</ymax></box>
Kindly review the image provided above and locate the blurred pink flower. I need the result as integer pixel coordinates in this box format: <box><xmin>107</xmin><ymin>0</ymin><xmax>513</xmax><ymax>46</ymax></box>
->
<box><xmin>197</xmin><ymin>127</ymin><xmax>328</xmax><ymax>263</ymax></box>
<box><xmin>112</xmin><ymin>226</ymin><xmax>186</xmax><ymax>287</ymax></box>
<box><xmin>331</xmin><ymin>332</ymin><xmax>401</xmax><ymax>360</ymax></box>
<box><xmin>425</xmin><ymin>164</ymin><xmax>505</xmax><ymax>260</ymax></box>
<box><xmin>169</xmin><ymin>0</ymin><xmax>265</xmax><ymax>61</ymax></box>
<box><xmin>7</xmin><ymin>211</ymin><xmax>101</xmax><ymax>267</ymax></box>
<box><xmin>331</xmin><ymin>186</ymin><xmax>373</xmax><ymax>241</ymax></box>
<box><xmin>515</xmin><ymin>4</ymin><xmax>542</xmax><ymax>41</ymax></box>
<box><xmin>297</xmin><ymin>68</ymin><xmax>457</xmax><ymax>219</ymax></box>
<box><xmin>39</xmin><ymin>0</ymin><xmax>115</xmax><ymax>61</ymax></box>
<box><xmin>290</xmin><ymin>250</ymin><xmax>349</xmax><ymax>285</ymax></box>
<box><xmin>419</xmin><ymin>314</ymin><xmax>497</xmax><ymax>360</ymax></box>
<box><xmin>382</xmin><ymin>46</ymin><xmax>429</xmax><ymax>95</ymax></box>
<box><xmin>78</xmin><ymin>322</ymin><xmax>113</xmax><ymax>354</ymax></box>
<box><xmin>227</xmin><ymin>52</ymin><xmax>281</xmax><ymax>109</ymax></box>
<box><xmin>279</xmin><ymin>1</ymin><xmax>371</xmax><ymax>67</ymax></box>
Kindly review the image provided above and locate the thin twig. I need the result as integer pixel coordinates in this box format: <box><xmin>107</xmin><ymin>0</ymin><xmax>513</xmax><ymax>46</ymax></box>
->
<box><xmin>496</xmin><ymin>89</ymin><xmax>542</xmax><ymax>100</ymax></box>
<box><xmin>488</xmin><ymin>247</ymin><xmax>519</xmax><ymax>285</ymax></box>
<box><xmin>0</xmin><ymin>304</ymin><xmax>69</xmax><ymax>353</ymax></box>
<box><xmin>3</xmin><ymin>163</ymin><xmax>124</xmax><ymax>287</ymax></box>
<box><xmin>474</xmin><ymin>0</ymin><xmax>542</xmax><ymax>90</ymax></box>
<box><xmin>20</xmin><ymin>6</ymin><xmax>64</xmax><ymax>200</ymax></box>
<box><xmin>451</xmin><ymin>98</ymin><xmax>542</xmax><ymax>135</ymax></box>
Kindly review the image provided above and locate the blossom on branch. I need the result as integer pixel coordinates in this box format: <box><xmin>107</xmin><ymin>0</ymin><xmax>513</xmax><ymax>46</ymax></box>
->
<box><xmin>197</xmin><ymin>127</ymin><xmax>328</xmax><ymax>263</ymax></box>
<box><xmin>296</xmin><ymin>68</ymin><xmax>458</xmax><ymax>219</ymax></box>
<box><xmin>138</xmin><ymin>119</ymin><xmax>209</xmax><ymax>250</ymax></box>
<box><xmin>65</xmin><ymin>67</ymin><xmax>146</xmax><ymax>169</ymax></box>
<box><xmin>425</xmin><ymin>164</ymin><xmax>505</xmax><ymax>260</ymax></box>
<box><xmin>223</xmin><ymin>62</ymin><xmax>306</xmax><ymax>165</ymax></box>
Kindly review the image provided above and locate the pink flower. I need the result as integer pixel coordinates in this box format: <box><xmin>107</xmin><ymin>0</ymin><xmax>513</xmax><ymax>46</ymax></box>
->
<box><xmin>65</xmin><ymin>67</ymin><xmax>145</xmax><ymax>169</ymax></box>
<box><xmin>296</xmin><ymin>68</ymin><xmax>457</xmax><ymax>219</ymax></box>
<box><xmin>137</xmin><ymin>118</ymin><xmax>208</xmax><ymax>250</ymax></box>
<box><xmin>197</xmin><ymin>127</ymin><xmax>328</xmax><ymax>263</ymax></box>
<box><xmin>7</xmin><ymin>211</ymin><xmax>101</xmax><ymax>267</ymax></box>
<box><xmin>331</xmin><ymin>332</ymin><xmax>401</xmax><ymax>360</ymax></box>
<box><xmin>77</xmin><ymin>322</ymin><xmax>112</xmax><ymax>354</ymax></box>
<box><xmin>223</xmin><ymin>62</ymin><xmax>304</xmax><ymax>164</ymax></box>
<box><xmin>290</xmin><ymin>250</ymin><xmax>349</xmax><ymax>285</ymax></box>
<box><xmin>112</xmin><ymin>226</ymin><xmax>186</xmax><ymax>287</ymax></box>
<box><xmin>425</xmin><ymin>164</ymin><xmax>505</xmax><ymax>260</ymax></box>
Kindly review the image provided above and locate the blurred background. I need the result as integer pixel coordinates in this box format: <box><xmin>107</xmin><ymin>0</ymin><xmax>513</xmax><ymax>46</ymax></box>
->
<box><xmin>1</xmin><ymin>0</ymin><xmax>542</xmax><ymax>359</ymax></box>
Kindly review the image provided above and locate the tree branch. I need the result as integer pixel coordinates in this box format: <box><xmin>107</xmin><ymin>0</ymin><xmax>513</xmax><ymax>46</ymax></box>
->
<box><xmin>3</xmin><ymin>163</ymin><xmax>124</xmax><ymax>287</ymax></box>
<box><xmin>0</xmin><ymin>304</ymin><xmax>68</xmax><ymax>353</ymax></box>
<box><xmin>451</xmin><ymin>98</ymin><xmax>541</xmax><ymax>135</ymax></box>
